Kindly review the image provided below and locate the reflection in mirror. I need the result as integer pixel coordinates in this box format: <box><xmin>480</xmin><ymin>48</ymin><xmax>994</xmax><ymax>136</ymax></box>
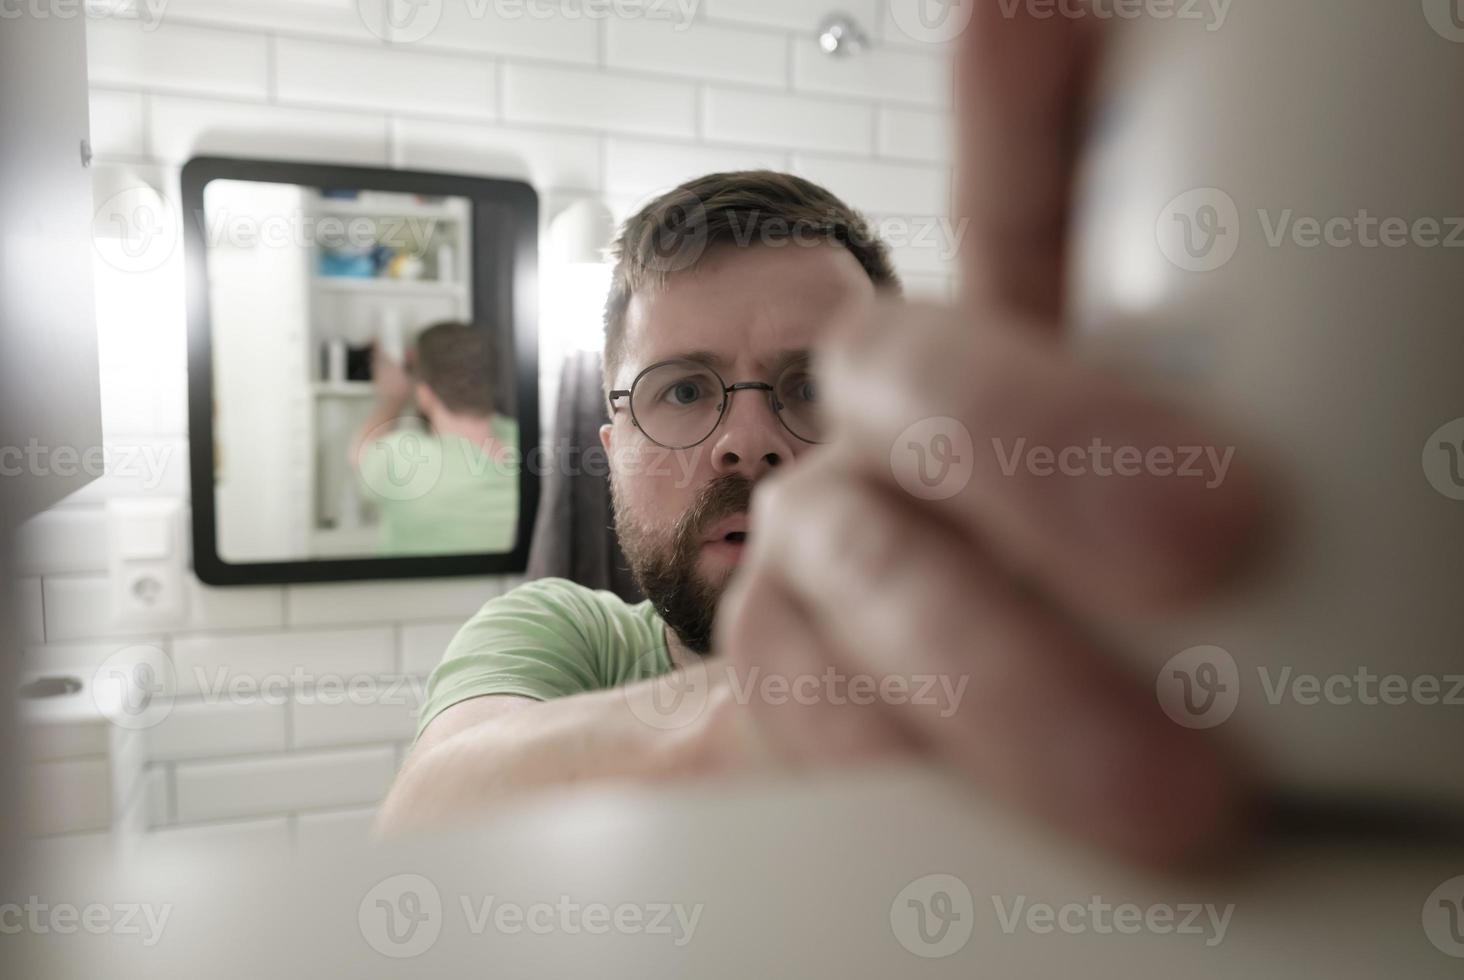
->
<box><xmin>203</xmin><ymin>180</ymin><xmax>520</xmax><ymax>563</ymax></box>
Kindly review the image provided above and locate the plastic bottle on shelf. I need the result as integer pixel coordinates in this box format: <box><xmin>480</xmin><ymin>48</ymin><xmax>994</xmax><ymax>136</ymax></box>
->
<box><xmin>377</xmin><ymin>309</ymin><xmax>405</xmax><ymax>367</ymax></box>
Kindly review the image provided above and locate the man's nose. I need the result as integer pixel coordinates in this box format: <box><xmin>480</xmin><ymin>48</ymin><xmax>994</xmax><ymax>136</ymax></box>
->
<box><xmin>707</xmin><ymin>386</ymin><xmax>795</xmax><ymax>480</ymax></box>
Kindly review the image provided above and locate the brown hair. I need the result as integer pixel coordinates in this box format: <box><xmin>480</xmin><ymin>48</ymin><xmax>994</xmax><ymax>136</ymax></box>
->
<box><xmin>413</xmin><ymin>322</ymin><xmax>496</xmax><ymax>416</ymax></box>
<box><xmin>602</xmin><ymin>170</ymin><xmax>901</xmax><ymax>392</ymax></box>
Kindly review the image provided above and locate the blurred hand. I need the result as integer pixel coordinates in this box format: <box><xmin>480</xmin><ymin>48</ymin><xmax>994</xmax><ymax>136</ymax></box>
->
<box><xmin>372</xmin><ymin>344</ymin><xmax>413</xmax><ymax>412</ymax></box>
<box><xmin>713</xmin><ymin>7</ymin><xmax>1267</xmax><ymax>866</ymax></box>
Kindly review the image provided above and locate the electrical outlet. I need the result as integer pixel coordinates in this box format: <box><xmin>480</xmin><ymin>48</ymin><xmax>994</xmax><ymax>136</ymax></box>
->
<box><xmin>107</xmin><ymin>498</ymin><xmax>187</xmax><ymax>628</ymax></box>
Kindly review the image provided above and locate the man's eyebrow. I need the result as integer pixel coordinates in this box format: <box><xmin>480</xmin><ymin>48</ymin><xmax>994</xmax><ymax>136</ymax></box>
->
<box><xmin>649</xmin><ymin>349</ymin><xmax>812</xmax><ymax>372</ymax></box>
<box><xmin>672</xmin><ymin>349</ymin><xmax>730</xmax><ymax>368</ymax></box>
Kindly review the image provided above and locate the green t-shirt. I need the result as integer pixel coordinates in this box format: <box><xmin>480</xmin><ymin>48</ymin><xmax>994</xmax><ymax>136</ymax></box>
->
<box><xmin>416</xmin><ymin>577</ymin><xmax>672</xmax><ymax>740</ymax></box>
<box><xmin>357</xmin><ymin>416</ymin><xmax>520</xmax><ymax>556</ymax></box>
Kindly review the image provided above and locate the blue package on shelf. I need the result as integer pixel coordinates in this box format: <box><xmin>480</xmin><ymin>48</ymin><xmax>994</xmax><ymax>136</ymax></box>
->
<box><xmin>319</xmin><ymin>251</ymin><xmax>376</xmax><ymax>278</ymax></box>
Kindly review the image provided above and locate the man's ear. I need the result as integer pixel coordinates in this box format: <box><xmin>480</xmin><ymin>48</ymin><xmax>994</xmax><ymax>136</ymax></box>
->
<box><xmin>598</xmin><ymin>423</ymin><xmax>613</xmax><ymax>453</ymax></box>
<box><xmin>416</xmin><ymin>383</ymin><xmax>437</xmax><ymax>414</ymax></box>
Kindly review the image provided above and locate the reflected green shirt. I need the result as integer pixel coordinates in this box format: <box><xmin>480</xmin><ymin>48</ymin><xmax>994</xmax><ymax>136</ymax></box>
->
<box><xmin>416</xmin><ymin>578</ymin><xmax>672</xmax><ymax>740</ymax></box>
<box><xmin>357</xmin><ymin>416</ymin><xmax>519</xmax><ymax>556</ymax></box>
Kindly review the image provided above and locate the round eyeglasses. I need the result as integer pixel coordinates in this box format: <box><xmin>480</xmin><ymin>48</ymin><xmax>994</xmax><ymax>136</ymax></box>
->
<box><xmin>608</xmin><ymin>357</ymin><xmax>823</xmax><ymax>450</ymax></box>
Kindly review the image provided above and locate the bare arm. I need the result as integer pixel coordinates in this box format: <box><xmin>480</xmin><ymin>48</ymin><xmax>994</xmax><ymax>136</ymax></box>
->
<box><xmin>375</xmin><ymin>671</ymin><xmax>739</xmax><ymax>837</ymax></box>
<box><xmin>349</xmin><ymin>347</ymin><xmax>414</xmax><ymax>470</ymax></box>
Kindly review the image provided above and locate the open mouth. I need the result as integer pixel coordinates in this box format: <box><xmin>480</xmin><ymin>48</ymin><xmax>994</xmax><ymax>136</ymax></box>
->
<box><xmin>702</xmin><ymin>514</ymin><xmax>751</xmax><ymax>550</ymax></box>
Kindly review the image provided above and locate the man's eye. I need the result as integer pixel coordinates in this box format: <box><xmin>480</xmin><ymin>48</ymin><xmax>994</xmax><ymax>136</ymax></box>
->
<box><xmin>664</xmin><ymin>380</ymin><xmax>705</xmax><ymax>405</ymax></box>
<box><xmin>785</xmin><ymin>374</ymin><xmax>817</xmax><ymax>403</ymax></box>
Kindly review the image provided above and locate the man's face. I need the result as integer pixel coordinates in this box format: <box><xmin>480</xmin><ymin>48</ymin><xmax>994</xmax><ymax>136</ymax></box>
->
<box><xmin>600</xmin><ymin>242</ymin><xmax>878</xmax><ymax>653</ymax></box>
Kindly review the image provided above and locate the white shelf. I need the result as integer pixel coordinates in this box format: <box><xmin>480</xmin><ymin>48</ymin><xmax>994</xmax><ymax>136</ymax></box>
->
<box><xmin>313</xmin><ymin>276</ymin><xmax>466</xmax><ymax>298</ymax></box>
<box><xmin>313</xmin><ymin>382</ymin><xmax>377</xmax><ymax>399</ymax></box>
<box><xmin>311</xmin><ymin>196</ymin><xmax>464</xmax><ymax>222</ymax></box>
<box><xmin>310</xmin><ymin>524</ymin><xmax>382</xmax><ymax>558</ymax></box>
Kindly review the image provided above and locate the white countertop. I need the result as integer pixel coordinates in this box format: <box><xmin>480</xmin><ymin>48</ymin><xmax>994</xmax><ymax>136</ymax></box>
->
<box><xmin>12</xmin><ymin>762</ymin><xmax>1463</xmax><ymax>977</ymax></box>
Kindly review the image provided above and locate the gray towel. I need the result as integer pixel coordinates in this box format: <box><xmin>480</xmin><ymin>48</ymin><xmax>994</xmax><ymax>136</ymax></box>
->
<box><xmin>527</xmin><ymin>349</ymin><xmax>643</xmax><ymax>603</ymax></box>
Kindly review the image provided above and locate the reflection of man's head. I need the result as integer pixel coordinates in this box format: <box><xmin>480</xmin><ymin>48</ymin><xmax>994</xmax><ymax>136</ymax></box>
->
<box><xmin>599</xmin><ymin>171</ymin><xmax>901</xmax><ymax>654</ymax></box>
<box><xmin>413</xmin><ymin>322</ymin><xmax>497</xmax><ymax>423</ymax></box>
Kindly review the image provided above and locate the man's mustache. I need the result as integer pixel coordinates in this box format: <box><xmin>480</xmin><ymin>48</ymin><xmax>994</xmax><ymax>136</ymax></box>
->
<box><xmin>675</xmin><ymin>475</ymin><xmax>754</xmax><ymax>552</ymax></box>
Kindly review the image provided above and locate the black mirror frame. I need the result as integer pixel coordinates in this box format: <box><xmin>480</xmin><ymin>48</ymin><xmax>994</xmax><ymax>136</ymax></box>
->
<box><xmin>182</xmin><ymin>156</ymin><xmax>541</xmax><ymax>586</ymax></box>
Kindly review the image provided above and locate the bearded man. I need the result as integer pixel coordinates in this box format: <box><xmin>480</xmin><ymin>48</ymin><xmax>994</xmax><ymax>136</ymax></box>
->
<box><xmin>378</xmin><ymin>172</ymin><xmax>898</xmax><ymax>831</ymax></box>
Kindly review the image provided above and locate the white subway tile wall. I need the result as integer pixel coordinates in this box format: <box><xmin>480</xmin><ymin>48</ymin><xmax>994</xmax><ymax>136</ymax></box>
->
<box><xmin>17</xmin><ymin>0</ymin><xmax>954</xmax><ymax>855</ymax></box>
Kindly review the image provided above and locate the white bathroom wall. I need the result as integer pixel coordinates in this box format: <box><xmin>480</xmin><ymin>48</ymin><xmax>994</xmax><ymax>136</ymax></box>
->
<box><xmin>14</xmin><ymin>0</ymin><xmax>955</xmax><ymax>855</ymax></box>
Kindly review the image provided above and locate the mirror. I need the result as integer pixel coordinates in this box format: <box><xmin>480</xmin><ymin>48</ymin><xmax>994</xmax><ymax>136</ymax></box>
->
<box><xmin>183</xmin><ymin>158</ymin><xmax>539</xmax><ymax>585</ymax></box>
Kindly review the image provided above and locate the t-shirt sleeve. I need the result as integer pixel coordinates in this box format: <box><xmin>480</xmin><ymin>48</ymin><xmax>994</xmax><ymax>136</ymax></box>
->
<box><xmin>414</xmin><ymin>578</ymin><xmax>614</xmax><ymax>740</ymax></box>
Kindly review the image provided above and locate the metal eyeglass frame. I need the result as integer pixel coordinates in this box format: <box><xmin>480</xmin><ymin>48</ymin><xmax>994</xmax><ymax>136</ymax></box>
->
<box><xmin>607</xmin><ymin>357</ymin><xmax>822</xmax><ymax>450</ymax></box>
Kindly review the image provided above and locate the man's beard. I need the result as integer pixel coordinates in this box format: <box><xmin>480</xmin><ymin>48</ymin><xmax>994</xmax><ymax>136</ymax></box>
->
<box><xmin>614</xmin><ymin>474</ymin><xmax>754</xmax><ymax>655</ymax></box>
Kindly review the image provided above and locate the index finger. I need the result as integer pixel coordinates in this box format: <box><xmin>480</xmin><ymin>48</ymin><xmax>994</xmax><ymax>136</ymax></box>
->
<box><xmin>954</xmin><ymin>2</ymin><xmax>1101</xmax><ymax>322</ymax></box>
